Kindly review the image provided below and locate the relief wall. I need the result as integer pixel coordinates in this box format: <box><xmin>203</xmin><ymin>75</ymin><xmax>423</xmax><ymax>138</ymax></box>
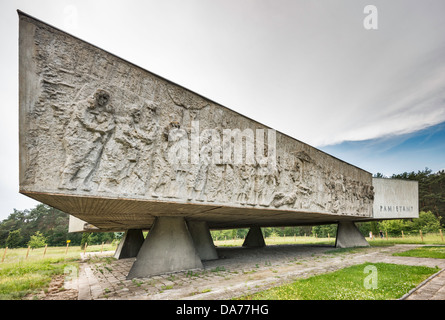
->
<box><xmin>19</xmin><ymin>15</ymin><xmax>374</xmax><ymax>218</ymax></box>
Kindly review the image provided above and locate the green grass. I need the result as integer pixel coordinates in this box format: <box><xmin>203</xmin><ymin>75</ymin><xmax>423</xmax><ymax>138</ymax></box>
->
<box><xmin>0</xmin><ymin>258</ymin><xmax>78</xmax><ymax>300</ymax></box>
<box><xmin>214</xmin><ymin>236</ymin><xmax>336</xmax><ymax>247</ymax></box>
<box><xmin>239</xmin><ymin>263</ymin><xmax>439</xmax><ymax>300</ymax></box>
<box><xmin>393</xmin><ymin>246</ymin><xmax>445</xmax><ymax>259</ymax></box>
<box><xmin>368</xmin><ymin>233</ymin><xmax>445</xmax><ymax>246</ymax></box>
<box><xmin>215</xmin><ymin>233</ymin><xmax>445</xmax><ymax>248</ymax></box>
<box><xmin>0</xmin><ymin>244</ymin><xmax>115</xmax><ymax>300</ymax></box>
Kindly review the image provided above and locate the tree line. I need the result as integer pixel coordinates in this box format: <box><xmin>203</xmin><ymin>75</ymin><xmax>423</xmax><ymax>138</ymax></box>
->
<box><xmin>0</xmin><ymin>204</ymin><xmax>117</xmax><ymax>248</ymax></box>
<box><xmin>1</xmin><ymin>168</ymin><xmax>443</xmax><ymax>248</ymax></box>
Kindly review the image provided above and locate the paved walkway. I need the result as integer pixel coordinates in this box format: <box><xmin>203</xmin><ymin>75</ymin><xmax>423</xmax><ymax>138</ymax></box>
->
<box><xmin>67</xmin><ymin>244</ymin><xmax>445</xmax><ymax>300</ymax></box>
<box><xmin>403</xmin><ymin>268</ymin><xmax>445</xmax><ymax>300</ymax></box>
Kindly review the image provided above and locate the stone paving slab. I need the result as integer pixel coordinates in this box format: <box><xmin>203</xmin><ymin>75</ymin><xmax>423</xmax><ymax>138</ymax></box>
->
<box><xmin>76</xmin><ymin>244</ymin><xmax>445</xmax><ymax>300</ymax></box>
<box><xmin>404</xmin><ymin>268</ymin><xmax>445</xmax><ymax>300</ymax></box>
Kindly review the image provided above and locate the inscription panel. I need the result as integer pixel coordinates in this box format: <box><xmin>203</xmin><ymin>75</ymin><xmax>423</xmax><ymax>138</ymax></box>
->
<box><xmin>372</xmin><ymin>178</ymin><xmax>418</xmax><ymax>219</ymax></box>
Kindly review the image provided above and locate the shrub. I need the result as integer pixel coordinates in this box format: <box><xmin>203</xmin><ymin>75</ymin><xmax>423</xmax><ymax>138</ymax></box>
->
<box><xmin>27</xmin><ymin>231</ymin><xmax>47</xmax><ymax>249</ymax></box>
<box><xmin>6</xmin><ymin>229</ymin><xmax>23</xmax><ymax>248</ymax></box>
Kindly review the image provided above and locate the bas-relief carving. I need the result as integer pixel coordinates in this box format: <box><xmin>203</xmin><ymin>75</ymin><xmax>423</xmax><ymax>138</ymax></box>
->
<box><xmin>21</xmin><ymin>18</ymin><xmax>374</xmax><ymax>217</ymax></box>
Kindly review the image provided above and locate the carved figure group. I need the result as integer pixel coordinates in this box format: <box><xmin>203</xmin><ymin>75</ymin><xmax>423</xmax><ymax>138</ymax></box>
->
<box><xmin>57</xmin><ymin>88</ymin><xmax>374</xmax><ymax>216</ymax></box>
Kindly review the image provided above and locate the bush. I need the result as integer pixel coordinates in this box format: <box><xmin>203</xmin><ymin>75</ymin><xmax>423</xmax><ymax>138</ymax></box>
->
<box><xmin>6</xmin><ymin>229</ymin><xmax>23</xmax><ymax>248</ymax></box>
<box><xmin>312</xmin><ymin>224</ymin><xmax>337</xmax><ymax>238</ymax></box>
<box><xmin>378</xmin><ymin>211</ymin><xmax>441</xmax><ymax>236</ymax></box>
<box><xmin>27</xmin><ymin>231</ymin><xmax>47</xmax><ymax>249</ymax></box>
<box><xmin>411</xmin><ymin>211</ymin><xmax>442</xmax><ymax>233</ymax></box>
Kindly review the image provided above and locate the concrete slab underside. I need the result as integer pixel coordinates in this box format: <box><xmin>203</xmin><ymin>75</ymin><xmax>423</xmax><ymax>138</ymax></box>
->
<box><xmin>24</xmin><ymin>191</ymin><xmax>370</xmax><ymax>231</ymax></box>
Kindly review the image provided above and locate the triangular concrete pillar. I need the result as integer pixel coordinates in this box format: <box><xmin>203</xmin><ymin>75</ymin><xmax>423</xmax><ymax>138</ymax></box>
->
<box><xmin>335</xmin><ymin>221</ymin><xmax>370</xmax><ymax>248</ymax></box>
<box><xmin>242</xmin><ymin>226</ymin><xmax>266</xmax><ymax>248</ymax></box>
<box><xmin>187</xmin><ymin>220</ymin><xmax>218</xmax><ymax>260</ymax></box>
<box><xmin>114</xmin><ymin>229</ymin><xmax>144</xmax><ymax>259</ymax></box>
<box><xmin>127</xmin><ymin>217</ymin><xmax>203</xmax><ymax>279</ymax></box>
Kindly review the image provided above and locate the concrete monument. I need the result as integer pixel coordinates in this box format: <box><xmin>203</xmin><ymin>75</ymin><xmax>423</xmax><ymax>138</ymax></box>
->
<box><xmin>18</xmin><ymin>11</ymin><xmax>418</xmax><ymax>278</ymax></box>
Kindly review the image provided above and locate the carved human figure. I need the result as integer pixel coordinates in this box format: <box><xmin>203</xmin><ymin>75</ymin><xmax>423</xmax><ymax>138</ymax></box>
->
<box><xmin>222</xmin><ymin>164</ymin><xmax>236</xmax><ymax>203</ymax></box>
<box><xmin>255</xmin><ymin>157</ymin><xmax>269</xmax><ymax>206</ymax></box>
<box><xmin>206</xmin><ymin>163</ymin><xmax>224</xmax><ymax>202</ymax></box>
<box><xmin>149</xmin><ymin>120</ymin><xmax>177</xmax><ymax>198</ymax></box>
<box><xmin>236</xmin><ymin>164</ymin><xmax>255</xmax><ymax>205</ymax></box>
<box><xmin>167</xmin><ymin>125</ymin><xmax>189</xmax><ymax>199</ymax></box>
<box><xmin>128</xmin><ymin>103</ymin><xmax>159</xmax><ymax>195</ymax></box>
<box><xmin>98</xmin><ymin>102</ymin><xmax>158</xmax><ymax>195</ymax></box>
<box><xmin>191</xmin><ymin>136</ymin><xmax>212</xmax><ymax>202</ymax></box>
<box><xmin>59</xmin><ymin>89</ymin><xmax>115</xmax><ymax>191</ymax></box>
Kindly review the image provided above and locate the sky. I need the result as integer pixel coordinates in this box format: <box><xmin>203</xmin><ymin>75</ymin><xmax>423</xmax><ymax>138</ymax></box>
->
<box><xmin>1</xmin><ymin>0</ymin><xmax>445</xmax><ymax>221</ymax></box>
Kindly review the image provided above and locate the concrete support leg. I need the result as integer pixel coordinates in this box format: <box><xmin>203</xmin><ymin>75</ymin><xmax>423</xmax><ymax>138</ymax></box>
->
<box><xmin>242</xmin><ymin>226</ymin><xmax>266</xmax><ymax>248</ymax></box>
<box><xmin>114</xmin><ymin>229</ymin><xmax>144</xmax><ymax>259</ymax></box>
<box><xmin>127</xmin><ymin>217</ymin><xmax>203</xmax><ymax>279</ymax></box>
<box><xmin>187</xmin><ymin>221</ymin><xmax>218</xmax><ymax>260</ymax></box>
<box><xmin>335</xmin><ymin>221</ymin><xmax>370</xmax><ymax>248</ymax></box>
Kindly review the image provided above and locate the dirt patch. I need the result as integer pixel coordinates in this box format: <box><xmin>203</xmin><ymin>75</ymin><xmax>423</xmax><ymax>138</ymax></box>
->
<box><xmin>25</xmin><ymin>274</ymin><xmax>78</xmax><ymax>300</ymax></box>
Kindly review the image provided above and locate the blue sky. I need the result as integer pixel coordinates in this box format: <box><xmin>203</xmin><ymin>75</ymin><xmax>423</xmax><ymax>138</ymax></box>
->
<box><xmin>1</xmin><ymin>0</ymin><xmax>445</xmax><ymax>220</ymax></box>
<box><xmin>320</xmin><ymin>120</ymin><xmax>445</xmax><ymax>176</ymax></box>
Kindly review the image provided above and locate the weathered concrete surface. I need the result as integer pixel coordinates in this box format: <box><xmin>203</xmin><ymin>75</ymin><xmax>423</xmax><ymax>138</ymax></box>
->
<box><xmin>242</xmin><ymin>226</ymin><xmax>266</xmax><ymax>248</ymax></box>
<box><xmin>187</xmin><ymin>221</ymin><xmax>218</xmax><ymax>260</ymax></box>
<box><xmin>372</xmin><ymin>178</ymin><xmax>419</xmax><ymax>220</ymax></box>
<box><xmin>127</xmin><ymin>217</ymin><xmax>203</xmax><ymax>278</ymax></box>
<box><xmin>114</xmin><ymin>229</ymin><xmax>144</xmax><ymax>259</ymax></box>
<box><xmin>18</xmin><ymin>11</ymin><xmax>375</xmax><ymax>231</ymax></box>
<box><xmin>335</xmin><ymin>221</ymin><xmax>370</xmax><ymax>248</ymax></box>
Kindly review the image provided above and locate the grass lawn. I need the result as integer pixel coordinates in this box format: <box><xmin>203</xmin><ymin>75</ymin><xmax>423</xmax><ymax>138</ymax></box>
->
<box><xmin>239</xmin><ymin>262</ymin><xmax>439</xmax><ymax>300</ymax></box>
<box><xmin>0</xmin><ymin>244</ymin><xmax>115</xmax><ymax>300</ymax></box>
<box><xmin>0</xmin><ymin>257</ymin><xmax>78</xmax><ymax>300</ymax></box>
<box><xmin>393</xmin><ymin>246</ymin><xmax>445</xmax><ymax>259</ymax></box>
<box><xmin>214</xmin><ymin>233</ymin><xmax>445</xmax><ymax>247</ymax></box>
<box><xmin>368</xmin><ymin>233</ymin><xmax>445</xmax><ymax>246</ymax></box>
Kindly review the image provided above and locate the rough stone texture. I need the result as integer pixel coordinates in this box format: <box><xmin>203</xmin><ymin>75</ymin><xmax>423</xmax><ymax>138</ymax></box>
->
<box><xmin>18</xmin><ymin>12</ymin><xmax>375</xmax><ymax>231</ymax></box>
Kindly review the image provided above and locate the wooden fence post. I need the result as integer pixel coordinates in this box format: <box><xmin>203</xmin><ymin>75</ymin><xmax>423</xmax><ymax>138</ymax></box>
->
<box><xmin>1</xmin><ymin>247</ymin><xmax>7</xmax><ymax>263</ymax></box>
<box><xmin>440</xmin><ymin>229</ymin><xmax>444</xmax><ymax>242</ymax></box>
<box><xmin>401</xmin><ymin>230</ymin><xmax>404</xmax><ymax>239</ymax></box>
<box><xmin>25</xmin><ymin>246</ymin><xmax>30</xmax><ymax>259</ymax></box>
<box><xmin>65</xmin><ymin>241</ymin><xmax>70</xmax><ymax>255</ymax></box>
<box><xmin>43</xmin><ymin>244</ymin><xmax>48</xmax><ymax>258</ymax></box>
<box><xmin>420</xmin><ymin>230</ymin><xmax>423</xmax><ymax>242</ymax></box>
